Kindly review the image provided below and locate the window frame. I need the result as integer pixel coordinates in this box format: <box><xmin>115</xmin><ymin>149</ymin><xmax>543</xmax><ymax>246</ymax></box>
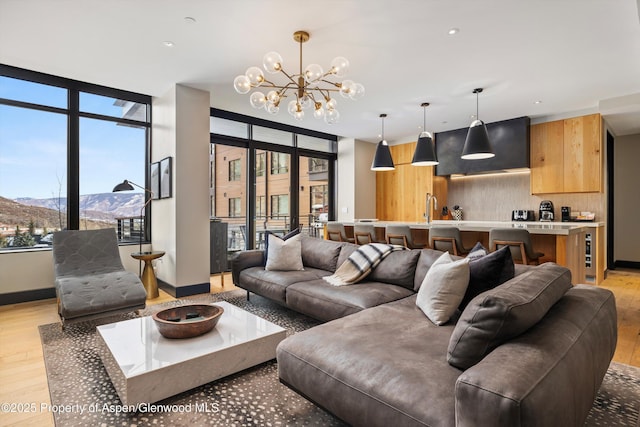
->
<box><xmin>209</xmin><ymin>108</ymin><xmax>337</xmax><ymax>250</ymax></box>
<box><xmin>0</xmin><ymin>64</ymin><xmax>152</xmax><ymax>248</ymax></box>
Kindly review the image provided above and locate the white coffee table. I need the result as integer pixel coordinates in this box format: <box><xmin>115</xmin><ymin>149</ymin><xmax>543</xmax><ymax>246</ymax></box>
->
<box><xmin>96</xmin><ymin>301</ymin><xmax>287</xmax><ymax>405</ymax></box>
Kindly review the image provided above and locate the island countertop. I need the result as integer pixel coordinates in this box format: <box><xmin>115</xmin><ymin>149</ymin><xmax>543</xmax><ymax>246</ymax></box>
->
<box><xmin>338</xmin><ymin>220</ymin><xmax>604</xmax><ymax>236</ymax></box>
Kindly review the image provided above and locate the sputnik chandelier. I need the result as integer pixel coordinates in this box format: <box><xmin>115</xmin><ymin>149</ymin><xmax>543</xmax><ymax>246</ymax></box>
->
<box><xmin>233</xmin><ymin>30</ymin><xmax>364</xmax><ymax>124</ymax></box>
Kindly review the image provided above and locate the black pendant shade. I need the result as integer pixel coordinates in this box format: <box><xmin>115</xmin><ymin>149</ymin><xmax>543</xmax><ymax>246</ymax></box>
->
<box><xmin>412</xmin><ymin>132</ymin><xmax>438</xmax><ymax>166</ymax></box>
<box><xmin>412</xmin><ymin>103</ymin><xmax>438</xmax><ymax>166</ymax></box>
<box><xmin>462</xmin><ymin>88</ymin><xmax>495</xmax><ymax>160</ymax></box>
<box><xmin>371</xmin><ymin>113</ymin><xmax>395</xmax><ymax>171</ymax></box>
<box><xmin>461</xmin><ymin>120</ymin><xmax>495</xmax><ymax>160</ymax></box>
<box><xmin>371</xmin><ymin>140</ymin><xmax>395</xmax><ymax>171</ymax></box>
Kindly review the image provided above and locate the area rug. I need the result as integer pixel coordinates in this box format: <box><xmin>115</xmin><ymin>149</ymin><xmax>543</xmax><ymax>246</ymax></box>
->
<box><xmin>40</xmin><ymin>290</ymin><xmax>640</xmax><ymax>426</ymax></box>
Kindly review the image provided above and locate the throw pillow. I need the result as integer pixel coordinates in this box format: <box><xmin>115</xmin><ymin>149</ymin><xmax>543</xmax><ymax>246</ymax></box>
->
<box><xmin>458</xmin><ymin>246</ymin><xmax>514</xmax><ymax>310</ymax></box>
<box><xmin>265</xmin><ymin>233</ymin><xmax>304</xmax><ymax>271</ymax></box>
<box><xmin>416</xmin><ymin>252</ymin><xmax>470</xmax><ymax>325</ymax></box>
<box><xmin>466</xmin><ymin>242</ymin><xmax>488</xmax><ymax>260</ymax></box>
<box><xmin>447</xmin><ymin>262</ymin><xmax>572</xmax><ymax>370</ymax></box>
<box><xmin>263</xmin><ymin>227</ymin><xmax>301</xmax><ymax>264</ymax></box>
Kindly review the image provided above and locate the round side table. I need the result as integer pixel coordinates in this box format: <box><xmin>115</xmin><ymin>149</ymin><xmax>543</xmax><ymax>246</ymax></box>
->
<box><xmin>131</xmin><ymin>251</ymin><xmax>165</xmax><ymax>299</ymax></box>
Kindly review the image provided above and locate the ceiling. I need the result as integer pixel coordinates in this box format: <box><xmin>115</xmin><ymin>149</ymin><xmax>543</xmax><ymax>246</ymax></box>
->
<box><xmin>2</xmin><ymin>0</ymin><xmax>640</xmax><ymax>143</ymax></box>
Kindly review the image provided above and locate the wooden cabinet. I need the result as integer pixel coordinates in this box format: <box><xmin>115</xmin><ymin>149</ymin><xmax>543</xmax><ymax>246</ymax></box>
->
<box><xmin>530</xmin><ymin>113</ymin><xmax>602</xmax><ymax>194</ymax></box>
<box><xmin>376</xmin><ymin>142</ymin><xmax>448</xmax><ymax>222</ymax></box>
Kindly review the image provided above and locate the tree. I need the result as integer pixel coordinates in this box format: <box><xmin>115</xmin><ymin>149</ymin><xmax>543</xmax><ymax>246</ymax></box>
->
<box><xmin>12</xmin><ymin>225</ymin><xmax>35</xmax><ymax>247</ymax></box>
<box><xmin>28</xmin><ymin>219</ymin><xmax>36</xmax><ymax>236</ymax></box>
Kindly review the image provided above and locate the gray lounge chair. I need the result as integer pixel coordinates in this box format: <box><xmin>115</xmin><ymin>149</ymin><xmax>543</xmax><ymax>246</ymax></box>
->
<box><xmin>52</xmin><ymin>228</ymin><xmax>147</xmax><ymax>327</ymax></box>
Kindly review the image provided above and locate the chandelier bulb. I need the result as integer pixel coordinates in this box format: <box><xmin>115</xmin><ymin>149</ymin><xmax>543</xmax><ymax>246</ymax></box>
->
<box><xmin>324</xmin><ymin>109</ymin><xmax>340</xmax><ymax>124</ymax></box>
<box><xmin>249</xmin><ymin>91</ymin><xmax>266</xmax><ymax>109</ymax></box>
<box><xmin>330</xmin><ymin>57</ymin><xmax>350</xmax><ymax>77</ymax></box>
<box><xmin>263</xmin><ymin>51</ymin><xmax>283</xmax><ymax>74</ymax></box>
<box><xmin>245</xmin><ymin>67</ymin><xmax>264</xmax><ymax>86</ymax></box>
<box><xmin>233</xmin><ymin>75</ymin><xmax>251</xmax><ymax>94</ymax></box>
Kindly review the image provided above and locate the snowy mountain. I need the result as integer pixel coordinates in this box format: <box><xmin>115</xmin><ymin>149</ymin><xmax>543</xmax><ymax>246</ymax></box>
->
<box><xmin>15</xmin><ymin>193</ymin><xmax>144</xmax><ymax>221</ymax></box>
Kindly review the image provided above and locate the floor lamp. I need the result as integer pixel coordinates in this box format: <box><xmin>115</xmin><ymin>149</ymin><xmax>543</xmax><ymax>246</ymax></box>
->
<box><xmin>113</xmin><ymin>179</ymin><xmax>154</xmax><ymax>274</ymax></box>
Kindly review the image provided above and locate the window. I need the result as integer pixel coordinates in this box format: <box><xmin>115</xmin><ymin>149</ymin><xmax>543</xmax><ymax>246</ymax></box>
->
<box><xmin>271</xmin><ymin>152</ymin><xmax>289</xmax><ymax>175</ymax></box>
<box><xmin>256</xmin><ymin>195</ymin><xmax>266</xmax><ymax>219</ymax></box>
<box><xmin>309</xmin><ymin>158</ymin><xmax>329</xmax><ymax>173</ymax></box>
<box><xmin>210</xmin><ymin>108</ymin><xmax>336</xmax><ymax>249</ymax></box>
<box><xmin>256</xmin><ymin>152</ymin><xmax>265</xmax><ymax>177</ymax></box>
<box><xmin>271</xmin><ymin>194</ymin><xmax>289</xmax><ymax>219</ymax></box>
<box><xmin>229</xmin><ymin>159</ymin><xmax>241</xmax><ymax>181</ymax></box>
<box><xmin>0</xmin><ymin>66</ymin><xmax>151</xmax><ymax>251</ymax></box>
<box><xmin>310</xmin><ymin>185</ymin><xmax>328</xmax><ymax>211</ymax></box>
<box><xmin>229</xmin><ymin>197</ymin><xmax>241</xmax><ymax>217</ymax></box>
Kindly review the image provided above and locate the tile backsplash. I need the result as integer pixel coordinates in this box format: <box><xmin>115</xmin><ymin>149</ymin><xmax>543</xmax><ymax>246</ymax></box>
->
<box><xmin>446</xmin><ymin>171</ymin><xmax>605</xmax><ymax>222</ymax></box>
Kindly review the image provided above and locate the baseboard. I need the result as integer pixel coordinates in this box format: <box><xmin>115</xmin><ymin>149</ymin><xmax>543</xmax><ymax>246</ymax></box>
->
<box><xmin>613</xmin><ymin>260</ymin><xmax>640</xmax><ymax>270</ymax></box>
<box><xmin>1</xmin><ymin>288</ymin><xmax>56</xmax><ymax>305</ymax></box>
<box><xmin>157</xmin><ymin>279</ymin><xmax>211</xmax><ymax>298</ymax></box>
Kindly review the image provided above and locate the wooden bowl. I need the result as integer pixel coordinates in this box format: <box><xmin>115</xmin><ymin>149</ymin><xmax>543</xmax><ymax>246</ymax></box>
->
<box><xmin>152</xmin><ymin>304</ymin><xmax>224</xmax><ymax>339</ymax></box>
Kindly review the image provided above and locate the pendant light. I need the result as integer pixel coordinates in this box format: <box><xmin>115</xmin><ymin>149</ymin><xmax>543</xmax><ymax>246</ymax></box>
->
<box><xmin>371</xmin><ymin>114</ymin><xmax>395</xmax><ymax>171</ymax></box>
<box><xmin>461</xmin><ymin>88</ymin><xmax>495</xmax><ymax>160</ymax></box>
<box><xmin>411</xmin><ymin>102</ymin><xmax>438</xmax><ymax>166</ymax></box>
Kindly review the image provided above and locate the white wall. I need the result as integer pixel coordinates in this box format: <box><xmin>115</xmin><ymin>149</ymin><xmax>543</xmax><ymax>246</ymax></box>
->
<box><xmin>336</xmin><ymin>138</ymin><xmax>376</xmax><ymax>221</ymax></box>
<box><xmin>613</xmin><ymin>133</ymin><xmax>640</xmax><ymax>262</ymax></box>
<box><xmin>151</xmin><ymin>84</ymin><xmax>210</xmax><ymax>290</ymax></box>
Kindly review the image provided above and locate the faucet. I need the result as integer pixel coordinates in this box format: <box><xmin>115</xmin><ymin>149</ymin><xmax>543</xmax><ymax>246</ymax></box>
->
<box><xmin>425</xmin><ymin>193</ymin><xmax>438</xmax><ymax>224</ymax></box>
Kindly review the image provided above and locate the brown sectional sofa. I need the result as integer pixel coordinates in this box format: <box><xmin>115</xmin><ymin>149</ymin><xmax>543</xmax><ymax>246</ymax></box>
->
<box><xmin>230</xmin><ymin>235</ymin><xmax>618</xmax><ymax>426</ymax></box>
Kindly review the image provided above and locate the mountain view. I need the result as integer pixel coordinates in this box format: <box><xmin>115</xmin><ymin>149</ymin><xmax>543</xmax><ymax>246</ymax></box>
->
<box><xmin>0</xmin><ymin>193</ymin><xmax>143</xmax><ymax>237</ymax></box>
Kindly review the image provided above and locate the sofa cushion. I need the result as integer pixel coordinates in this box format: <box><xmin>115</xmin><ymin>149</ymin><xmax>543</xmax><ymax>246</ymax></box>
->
<box><xmin>368</xmin><ymin>249</ymin><xmax>421</xmax><ymax>290</ymax></box>
<box><xmin>447</xmin><ymin>262</ymin><xmax>572</xmax><ymax>370</ymax></box>
<box><xmin>265</xmin><ymin>233</ymin><xmax>304</xmax><ymax>271</ymax></box>
<box><xmin>239</xmin><ymin>266</ymin><xmax>330</xmax><ymax>304</ymax></box>
<box><xmin>336</xmin><ymin>242</ymin><xmax>358</xmax><ymax>267</ymax></box>
<box><xmin>459</xmin><ymin>245</ymin><xmax>514</xmax><ymax>310</ymax></box>
<box><xmin>416</xmin><ymin>252</ymin><xmax>470</xmax><ymax>325</ymax></box>
<box><xmin>300</xmin><ymin>236</ymin><xmax>344</xmax><ymax>272</ymax></box>
<box><xmin>286</xmin><ymin>279</ymin><xmax>414</xmax><ymax>322</ymax></box>
<box><xmin>277</xmin><ymin>295</ymin><xmax>462</xmax><ymax>426</ymax></box>
<box><xmin>414</xmin><ymin>248</ymin><xmax>462</xmax><ymax>291</ymax></box>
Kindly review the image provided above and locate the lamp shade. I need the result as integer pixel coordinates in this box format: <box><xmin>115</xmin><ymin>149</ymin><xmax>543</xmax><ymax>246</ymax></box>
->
<box><xmin>461</xmin><ymin>120</ymin><xmax>495</xmax><ymax>160</ymax></box>
<box><xmin>371</xmin><ymin>140</ymin><xmax>395</xmax><ymax>171</ymax></box>
<box><xmin>411</xmin><ymin>132</ymin><xmax>438</xmax><ymax>166</ymax></box>
<box><xmin>112</xmin><ymin>180</ymin><xmax>135</xmax><ymax>192</ymax></box>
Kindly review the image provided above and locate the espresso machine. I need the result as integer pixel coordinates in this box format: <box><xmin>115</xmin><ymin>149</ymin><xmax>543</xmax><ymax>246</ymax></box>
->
<box><xmin>539</xmin><ymin>200</ymin><xmax>554</xmax><ymax>221</ymax></box>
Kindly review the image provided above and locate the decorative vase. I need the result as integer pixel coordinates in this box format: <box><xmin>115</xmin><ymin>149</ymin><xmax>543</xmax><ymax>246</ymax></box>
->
<box><xmin>452</xmin><ymin>209</ymin><xmax>463</xmax><ymax>221</ymax></box>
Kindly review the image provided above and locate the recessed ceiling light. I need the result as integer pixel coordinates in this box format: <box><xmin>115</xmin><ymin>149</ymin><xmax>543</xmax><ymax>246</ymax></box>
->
<box><xmin>163</xmin><ymin>41</ymin><xmax>174</xmax><ymax>47</ymax></box>
<box><xmin>534</xmin><ymin>100</ymin><xmax>542</xmax><ymax>104</ymax></box>
<box><xmin>448</xmin><ymin>28</ymin><xmax>459</xmax><ymax>35</ymax></box>
<box><xmin>184</xmin><ymin>17</ymin><xmax>196</xmax><ymax>24</ymax></box>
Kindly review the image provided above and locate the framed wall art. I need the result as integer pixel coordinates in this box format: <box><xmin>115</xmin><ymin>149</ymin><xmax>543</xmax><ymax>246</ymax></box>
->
<box><xmin>160</xmin><ymin>156</ymin><xmax>172</xmax><ymax>199</ymax></box>
<box><xmin>150</xmin><ymin>161</ymin><xmax>160</xmax><ymax>199</ymax></box>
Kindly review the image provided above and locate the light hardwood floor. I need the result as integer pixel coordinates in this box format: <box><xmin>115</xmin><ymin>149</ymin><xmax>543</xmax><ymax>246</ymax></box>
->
<box><xmin>1</xmin><ymin>270</ymin><xmax>639</xmax><ymax>426</ymax></box>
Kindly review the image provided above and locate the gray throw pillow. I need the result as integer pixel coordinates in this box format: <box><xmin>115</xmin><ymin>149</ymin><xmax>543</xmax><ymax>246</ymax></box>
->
<box><xmin>264</xmin><ymin>227</ymin><xmax>301</xmax><ymax>264</ymax></box>
<box><xmin>416</xmin><ymin>252</ymin><xmax>470</xmax><ymax>325</ymax></box>
<box><xmin>459</xmin><ymin>245</ymin><xmax>514</xmax><ymax>310</ymax></box>
<box><xmin>466</xmin><ymin>242</ymin><xmax>488</xmax><ymax>260</ymax></box>
<box><xmin>265</xmin><ymin>233</ymin><xmax>304</xmax><ymax>271</ymax></box>
<box><xmin>447</xmin><ymin>262</ymin><xmax>572</xmax><ymax>370</ymax></box>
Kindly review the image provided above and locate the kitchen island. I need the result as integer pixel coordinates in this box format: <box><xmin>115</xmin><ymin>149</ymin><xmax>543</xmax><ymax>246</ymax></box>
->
<box><xmin>332</xmin><ymin>220</ymin><xmax>604</xmax><ymax>285</ymax></box>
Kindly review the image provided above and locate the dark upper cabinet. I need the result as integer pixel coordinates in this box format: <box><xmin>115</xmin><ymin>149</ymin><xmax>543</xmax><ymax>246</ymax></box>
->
<box><xmin>435</xmin><ymin>116</ymin><xmax>530</xmax><ymax>176</ymax></box>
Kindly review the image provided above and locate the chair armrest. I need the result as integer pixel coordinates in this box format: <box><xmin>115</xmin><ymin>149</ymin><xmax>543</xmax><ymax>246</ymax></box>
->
<box><xmin>229</xmin><ymin>250</ymin><xmax>265</xmax><ymax>285</ymax></box>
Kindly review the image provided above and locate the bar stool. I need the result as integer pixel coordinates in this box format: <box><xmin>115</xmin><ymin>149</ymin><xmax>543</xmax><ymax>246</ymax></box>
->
<box><xmin>489</xmin><ymin>228</ymin><xmax>544</xmax><ymax>265</ymax></box>
<box><xmin>385</xmin><ymin>225</ymin><xmax>427</xmax><ymax>249</ymax></box>
<box><xmin>326</xmin><ymin>222</ymin><xmax>355</xmax><ymax>243</ymax></box>
<box><xmin>428</xmin><ymin>227</ymin><xmax>471</xmax><ymax>256</ymax></box>
<box><xmin>353</xmin><ymin>223</ymin><xmax>384</xmax><ymax>245</ymax></box>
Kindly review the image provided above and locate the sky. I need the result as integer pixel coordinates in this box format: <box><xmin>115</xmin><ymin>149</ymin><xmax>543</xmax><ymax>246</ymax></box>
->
<box><xmin>0</xmin><ymin>76</ymin><xmax>145</xmax><ymax>199</ymax></box>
